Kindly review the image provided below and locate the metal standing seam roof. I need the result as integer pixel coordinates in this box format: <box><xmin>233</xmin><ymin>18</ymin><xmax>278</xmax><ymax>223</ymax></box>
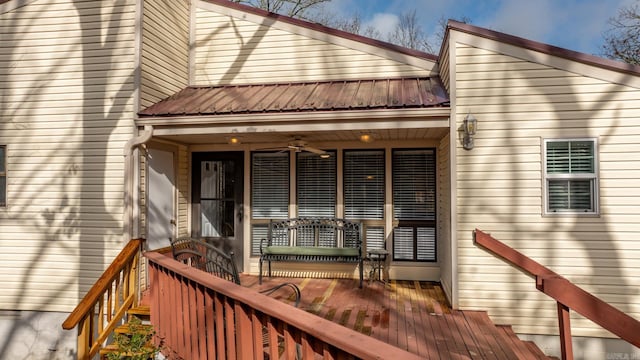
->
<box><xmin>138</xmin><ymin>77</ymin><xmax>450</xmax><ymax>117</ymax></box>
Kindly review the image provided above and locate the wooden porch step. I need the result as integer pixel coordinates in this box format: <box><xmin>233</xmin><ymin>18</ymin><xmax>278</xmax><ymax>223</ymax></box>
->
<box><xmin>114</xmin><ymin>322</ymin><xmax>154</xmax><ymax>334</ymax></box>
<box><xmin>99</xmin><ymin>344</ymin><xmax>156</xmax><ymax>358</ymax></box>
<box><xmin>496</xmin><ymin>325</ymin><xmax>553</xmax><ymax>360</ymax></box>
<box><xmin>524</xmin><ymin>341</ymin><xmax>553</xmax><ymax>359</ymax></box>
<box><xmin>127</xmin><ymin>304</ymin><xmax>150</xmax><ymax>316</ymax></box>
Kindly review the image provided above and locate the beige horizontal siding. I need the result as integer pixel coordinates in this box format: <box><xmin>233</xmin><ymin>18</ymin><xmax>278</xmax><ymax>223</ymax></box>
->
<box><xmin>140</xmin><ymin>0</ymin><xmax>189</xmax><ymax>109</ymax></box>
<box><xmin>453</xmin><ymin>41</ymin><xmax>640</xmax><ymax>338</ymax></box>
<box><xmin>193</xmin><ymin>8</ymin><xmax>431</xmax><ymax>85</ymax></box>
<box><xmin>0</xmin><ymin>0</ymin><xmax>136</xmax><ymax>312</ymax></box>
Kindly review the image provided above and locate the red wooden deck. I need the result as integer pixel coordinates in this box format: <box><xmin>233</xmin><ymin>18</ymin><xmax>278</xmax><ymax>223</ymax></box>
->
<box><xmin>242</xmin><ymin>275</ymin><xmax>554</xmax><ymax>359</ymax></box>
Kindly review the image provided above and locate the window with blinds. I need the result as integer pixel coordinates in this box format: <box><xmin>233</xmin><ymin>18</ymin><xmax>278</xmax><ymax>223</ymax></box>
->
<box><xmin>296</xmin><ymin>151</ymin><xmax>337</xmax><ymax>217</ymax></box>
<box><xmin>344</xmin><ymin>150</ymin><xmax>384</xmax><ymax>220</ymax></box>
<box><xmin>297</xmin><ymin>151</ymin><xmax>336</xmax><ymax>217</ymax></box>
<box><xmin>250</xmin><ymin>152</ymin><xmax>289</xmax><ymax>256</ymax></box>
<box><xmin>0</xmin><ymin>145</ymin><xmax>5</xmax><ymax>207</ymax></box>
<box><xmin>544</xmin><ymin>139</ymin><xmax>598</xmax><ymax>214</ymax></box>
<box><xmin>392</xmin><ymin>149</ymin><xmax>436</xmax><ymax>261</ymax></box>
<box><xmin>251</xmin><ymin>152</ymin><xmax>289</xmax><ymax>219</ymax></box>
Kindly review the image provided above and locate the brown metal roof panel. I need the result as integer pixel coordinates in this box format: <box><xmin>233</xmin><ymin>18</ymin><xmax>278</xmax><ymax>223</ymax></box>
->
<box><xmin>138</xmin><ymin>76</ymin><xmax>449</xmax><ymax>117</ymax></box>
<box><xmin>351</xmin><ymin>81</ymin><xmax>372</xmax><ymax>109</ymax></box>
<box><xmin>398</xmin><ymin>78</ymin><xmax>419</xmax><ymax>107</ymax></box>
<box><xmin>370</xmin><ymin>79</ymin><xmax>389</xmax><ymax>107</ymax></box>
<box><xmin>176</xmin><ymin>87</ymin><xmax>221</xmax><ymax>115</ymax></box>
<box><xmin>259</xmin><ymin>84</ymin><xmax>294</xmax><ymax>111</ymax></box>
<box><xmin>334</xmin><ymin>81</ymin><xmax>360</xmax><ymax>109</ymax></box>
<box><xmin>242</xmin><ymin>84</ymin><xmax>274</xmax><ymax>111</ymax></box>
<box><xmin>387</xmin><ymin>78</ymin><xmax>402</xmax><ymax>107</ymax></box>
<box><xmin>142</xmin><ymin>87</ymin><xmax>197</xmax><ymax>116</ymax></box>
<box><xmin>280</xmin><ymin>82</ymin><xmax>318</xmax><ymax>111</ymax></box>
<box><xmin>321</xmin><ymin>81</ymin><xmax>348</xmax><ymax>109</ymax></box>
<box><xmin>193</xmin><ymin>87</ymin><xmax>228</xmax><ymax>114</ymax></box>
<box><xmin>425</xmin><ymin>78</ymin><xmax>450</xmax><ymax>105</ymax></box>
<box><xmin>223</xmin><ymin>84</ymin><xmax>267</xmax><ymax>113</ymax></box>
<box><xmin>303</xmin><ymin>82</ymin><xmax>333</xmax><ymax>109</ymax></box>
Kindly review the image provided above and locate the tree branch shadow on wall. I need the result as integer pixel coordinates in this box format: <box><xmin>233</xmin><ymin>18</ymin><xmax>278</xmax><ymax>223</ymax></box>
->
<box><xmin>0</xmin><ymin>1</ymin><xmax>134</xmax><ymax>358</ymax></box>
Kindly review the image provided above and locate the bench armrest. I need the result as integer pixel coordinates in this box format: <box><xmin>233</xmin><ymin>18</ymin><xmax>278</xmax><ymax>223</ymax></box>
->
<box><xmin>260</xmin><ymin>237</ymin><xmax>270</xmax><ymax>255</ymax></box>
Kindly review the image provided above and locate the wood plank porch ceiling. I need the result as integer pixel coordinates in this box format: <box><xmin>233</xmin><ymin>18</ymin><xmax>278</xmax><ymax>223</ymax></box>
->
<box><xmin>138</xmin><ymin>77</ymin><xmax>450</xmax><ymax>117</ymax></box>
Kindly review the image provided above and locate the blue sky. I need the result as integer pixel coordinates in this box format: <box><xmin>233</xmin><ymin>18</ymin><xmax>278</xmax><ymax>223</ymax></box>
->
<box><xmin>321</xmin><ymin>0</ymin><xmax>635</xmax><ymax>56</ymax></box>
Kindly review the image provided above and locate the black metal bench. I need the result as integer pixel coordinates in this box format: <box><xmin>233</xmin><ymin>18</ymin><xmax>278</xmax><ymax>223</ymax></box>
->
<box><xmin>171</xmin><ymin>238</ymin><xmax>301</xmax><ymax>306</ymax></box>
<box><xmin>259</xmin><ymin>217</ymin><xmax>364</xmax><ymax>288</ymax></box>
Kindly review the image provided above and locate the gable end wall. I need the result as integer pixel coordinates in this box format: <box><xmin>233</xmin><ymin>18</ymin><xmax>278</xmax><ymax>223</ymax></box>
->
<box><xmin>452</xmin><ymin>36</ymin><xmax>640</xmax><ymax>338</ymax></box>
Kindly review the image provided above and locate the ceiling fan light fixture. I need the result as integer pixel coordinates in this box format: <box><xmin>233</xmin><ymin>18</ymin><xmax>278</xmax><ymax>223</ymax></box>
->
<box><xmin>359</xmin><ymin>133</ymin><xmax>374</xmax><ymax>143</ymax></box>
<box><xmin>320</xmin><ymin>153</ymin><xmax>331</xmax><ymax>159</ymax></box>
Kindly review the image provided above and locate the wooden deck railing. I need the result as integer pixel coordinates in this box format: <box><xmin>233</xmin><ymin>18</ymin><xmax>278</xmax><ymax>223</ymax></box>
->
<box><xmin>62</xmin><ymin>238</ymin><xmax>144</xmax><ymax>360</ymax></box>
<box><xmin>474</xmin><ymin>229</ymin><xmax>640</xmax><ymax>360</ymax></box>
<box><xmin>145</xmin><ymin>251</ymin><xmax>425</xmax><ymax>360</ymax></box>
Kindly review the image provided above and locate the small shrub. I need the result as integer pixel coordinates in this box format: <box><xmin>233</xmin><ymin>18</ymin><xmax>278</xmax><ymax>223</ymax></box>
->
<box><xmin>106</xmin><ymin>317</ymin><xmax>162</xmax><ymax>360</ymax></box>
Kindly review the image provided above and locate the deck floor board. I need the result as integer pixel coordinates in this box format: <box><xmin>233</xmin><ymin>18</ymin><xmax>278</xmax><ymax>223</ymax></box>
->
<box><xmin>243</xmin><ymin>275</ymin><xmax>551</xmax><ymax>359</ymax></box>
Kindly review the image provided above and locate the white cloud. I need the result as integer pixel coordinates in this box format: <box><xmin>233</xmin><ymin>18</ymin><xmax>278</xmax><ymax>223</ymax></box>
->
<box><xmin>364</xmin><ymin>12</ymin><xmax>400</xmax><ymax>38</ymax></box>
<box><xmin>483</xmin><ymin>0</ymin><xmax>555</xmax><ymax>42</ymax></box>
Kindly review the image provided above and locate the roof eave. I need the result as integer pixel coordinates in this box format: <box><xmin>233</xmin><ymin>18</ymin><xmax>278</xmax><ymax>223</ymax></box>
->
<box><xmin>136</xmin><ymin>106</ymin><xmax>451</xmax><ymax>128</ymax></box>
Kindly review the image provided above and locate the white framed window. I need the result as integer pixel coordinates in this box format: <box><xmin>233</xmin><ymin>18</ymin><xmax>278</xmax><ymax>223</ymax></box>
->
<box><xmin>0</xmin><ymin>145</ymin><xmax>5</xmax><ymax>207</ymax></box>
<box><xmin>250</xmin><ymin>152</ymin><xmax>290</xmax><ymax>255</ymax></box>
<box><xmin>543</xmin><ymin>138</ymin><xmax>598</xmax><ymax>215</ymax></box>
<box><xmin>392</xmin><ymin>149</ymin><xmax>437</xmax><ymax>261</ymax></box>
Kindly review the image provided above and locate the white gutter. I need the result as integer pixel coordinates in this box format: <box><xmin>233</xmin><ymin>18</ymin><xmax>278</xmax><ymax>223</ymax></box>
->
<box><xmin>123</xmin><ymin>125</ymin><xmax>154</xmax><ymax>242</ymax></box>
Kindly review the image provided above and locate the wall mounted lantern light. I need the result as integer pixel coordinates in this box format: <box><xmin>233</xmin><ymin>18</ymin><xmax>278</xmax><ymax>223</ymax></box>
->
<box><xmin>462</xmin><ymin>113</ymin><xmax>477</xmax><ymax>150</ymax></box>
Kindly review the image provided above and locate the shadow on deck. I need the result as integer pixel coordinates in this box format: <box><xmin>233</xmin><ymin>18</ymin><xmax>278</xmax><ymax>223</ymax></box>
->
<box><xmin>243</xmin><ymin>275</ymin><xmax>554</xmax><ymax>359</ymax></box>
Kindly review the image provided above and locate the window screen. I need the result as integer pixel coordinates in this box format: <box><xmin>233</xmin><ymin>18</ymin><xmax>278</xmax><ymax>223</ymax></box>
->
<box><xmin>297</xmin><ymin>151</ymin><xmax>336</xmax><ymax>217</ymax></box>
<box><xmin>545</xmin><ymin>139</ymin><xmax>597</xmax><ymax>214</ymax></box>
<box><xmin>344</xmin><ymin>150</ymin><xmax>384</xmax><ymax>220</ymax></box>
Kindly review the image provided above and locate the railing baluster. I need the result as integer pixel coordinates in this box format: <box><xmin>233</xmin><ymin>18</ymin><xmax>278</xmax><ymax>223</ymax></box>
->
<box><xmin>266</xmin><ymin>319</ymin><xmax>279</xmax><ymax>359</ymax></box>
<box><xmin>235</xmin><ymin>302</ymin><xmax>254</xmax><ymax>359</ymax></box>
<box><xmin>224</xmin><ymin>299</ymin><xmax>237</xmax><ymax>359</ymax></box>
<box><xmin>214</xmin><ymin>292</ymin><xmax>226</xmax><ymax>357</ymax></box>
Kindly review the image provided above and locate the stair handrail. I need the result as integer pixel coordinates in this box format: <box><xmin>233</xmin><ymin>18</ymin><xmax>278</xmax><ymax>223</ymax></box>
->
<box><xmin>474</xmin><ymin>229</ymin><xmax>640</xmax><ymax>359</ymax></box>
<box><xmin>62</xmin><ymin>238</ymin><xmax>144</xmax><ymax>360</ymax></box>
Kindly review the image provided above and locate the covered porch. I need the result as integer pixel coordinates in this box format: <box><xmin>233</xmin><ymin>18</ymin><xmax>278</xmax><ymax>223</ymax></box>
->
<box><xmin>134</xmin><ymin>77</ymin><xmax>454</xmax><ymax>287</ymax></box>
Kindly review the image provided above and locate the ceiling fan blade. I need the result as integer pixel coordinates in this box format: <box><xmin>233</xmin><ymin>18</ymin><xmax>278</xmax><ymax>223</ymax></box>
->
<box><xmin>302</xmin><ymin>145</ymin><xmax>328</xmax><ymax>156</ymax></box>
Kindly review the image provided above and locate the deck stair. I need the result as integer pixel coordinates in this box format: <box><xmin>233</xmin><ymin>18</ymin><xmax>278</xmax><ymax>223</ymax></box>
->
<box><xmin>99</xmin><ymin>305</ymin><xmax>156</xmax><ymax>360</ymax></box>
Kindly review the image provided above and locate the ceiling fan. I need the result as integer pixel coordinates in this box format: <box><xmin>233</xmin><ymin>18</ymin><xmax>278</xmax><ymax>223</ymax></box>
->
<box><xmin>258</xmin><ymin>137</ymin><xmax>330</xmax><ymax>158</ymax></box>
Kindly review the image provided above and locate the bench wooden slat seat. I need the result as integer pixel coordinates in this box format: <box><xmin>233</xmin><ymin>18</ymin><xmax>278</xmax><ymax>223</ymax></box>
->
<box><xmin>259</xmin><ymin>217</ymin><xmax>364</xmax><ymax>288</ymax></box>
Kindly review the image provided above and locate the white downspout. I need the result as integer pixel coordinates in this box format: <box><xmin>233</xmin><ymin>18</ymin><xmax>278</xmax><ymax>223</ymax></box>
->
<box><xmin>123</xmin><ymin>125</ymin><xmax>154</xmax><ymax>242</ymax></box>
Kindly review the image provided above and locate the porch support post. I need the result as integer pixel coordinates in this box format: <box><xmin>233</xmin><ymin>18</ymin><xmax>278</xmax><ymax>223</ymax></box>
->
<box><xmin>557</xmin><ymin>301</ymin><xmax>573</xmax><ymax>360</ymax></box>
